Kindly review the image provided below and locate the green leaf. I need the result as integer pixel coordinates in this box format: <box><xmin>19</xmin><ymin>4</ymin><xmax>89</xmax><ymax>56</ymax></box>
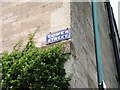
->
<box><xmin>1</xmin><ymin>32</ymin><xmax>70</xmax><ymax>89</ymax></box>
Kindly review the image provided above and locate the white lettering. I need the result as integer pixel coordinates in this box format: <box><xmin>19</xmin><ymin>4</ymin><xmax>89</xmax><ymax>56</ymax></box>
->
<box><xmin>64</xmin><ymin>34</ymin><xmax>68</xmax><ymax>38</ymax></box>
<box><xmin>56</xmin><ymin>32</ymin><xmax>60</xmax><ymax>36</ymax></box>
<box><xmin>61</xmin><ymin>31</ymin><xmax>65</xmax><ymax>35</ymax></box>
<box><xmin>47</xmin><ymin>35</ymin><xmax>51</xmax><ymax>38</ymax></box>
<box><xmin>65</xmin><ymin>30</ymin><xmax>69</xmax><ymax>34</ymax></box>
<box><xmin>53</xmin><ymin>37</ymin><xmax>58</xmax><ymax>41</ymax></box>
<box><xmin>47</xmin><ymin>30</ymin><xmax>70</xmax><ymax>44</ymax></box>
<box><xmin>48</xmin><ymin>39</ymin><xmax>51</xmax><ymax>43</ymax></box>
<box><xmin>61</xmin><ymin>36</ymin><xmax>64</xmax><ymax>39</ymax></box>
<box><xmin>51</xmin><ymin>38</ymin><xmax>54</xmax><ymax>42</ymax></box>
<box><xmin>51</xmin><ymin>34</ymin><xmax>56</xmax><ymax>38</ymax></box>
<box><xmin>57</xmin><ymin>36</ymin><xmax>61</xmax><ymax>40</ymax></box>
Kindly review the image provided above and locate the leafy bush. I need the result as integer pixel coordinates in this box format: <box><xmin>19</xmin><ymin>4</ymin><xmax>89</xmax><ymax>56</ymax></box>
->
<box><xmin>1</xmin><ymin>33</ymin><xmax>70</xmax><ymax>90</ymax></box>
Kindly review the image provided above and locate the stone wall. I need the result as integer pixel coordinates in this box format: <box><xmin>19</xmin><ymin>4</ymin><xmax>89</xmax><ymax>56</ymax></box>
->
<box><xmin>97</xmin><ymin>2</ymin><xmax>118</xmax><ymax>87</ymax></box>
<box><xmin>65</xmin><ymin>2</ymin><xmax>118</xmax><ymax>88</ymax></box>
<box><xmin>66</xmin><ymin>2</ymin><xmax>98</xmax><ymax>88</ymax></box>
<box><xmin>1</xmin><ymin>2</ymin><xmax>70</xmax><ymax>52</ymax></box>
<box><xmin>0</xmin><ymin>1</ymin><xmax>119</xmax><ymax>88</ymax></box>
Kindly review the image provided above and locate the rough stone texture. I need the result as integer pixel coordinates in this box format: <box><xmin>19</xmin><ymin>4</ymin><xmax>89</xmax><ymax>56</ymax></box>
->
<box><xmin>41</xmin><ymin>40</ymin><xmax>71</xmax><ymax>54</ymax></box>
<box><xmin>65</xmin><ymin>2</ymin><xmax>118</xmax><ymax>88</ymax></box>
<box><xmin>0</xmin><ymin>1</ymin><xmax>119</xmax><ymax>88</ymax></box>
<box><xmin>1</xmin><ymin>2</ymin><xmax>70</xmax><ymax>52</ymax></box>
<box><xmin>97</xmin><ymin>2</ymin><xmax>118</xmax><ymax>88</ymax></box>
<box><xmin>67</xmin><ymin>2</ymin><xmax>98</xmax><ymax>88</ymax></box>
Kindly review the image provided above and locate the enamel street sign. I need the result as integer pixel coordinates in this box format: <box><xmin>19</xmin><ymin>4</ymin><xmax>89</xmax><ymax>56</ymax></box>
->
<box><xmin>46</xmin><ymin>29</ymin><xmax>70</xmax><ymax>44</ymax></box>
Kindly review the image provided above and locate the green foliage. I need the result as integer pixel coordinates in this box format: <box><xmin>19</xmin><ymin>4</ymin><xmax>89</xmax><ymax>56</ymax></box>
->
<box><xmin>1</xmin><ymin>33</ymin><xmax>70</xmax><ymax>90</ymax></box>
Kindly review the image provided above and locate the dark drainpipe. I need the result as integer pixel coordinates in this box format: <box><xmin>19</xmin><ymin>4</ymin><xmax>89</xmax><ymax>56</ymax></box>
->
<box><xmin>111</xmin><ymin>7</ymin><xmax>120</xmax><ymax>43</ymax></box>
<box><xmin>106</xmin><ymin>2</ymin><xmax>120</xmax><ymax>82</ymax></box>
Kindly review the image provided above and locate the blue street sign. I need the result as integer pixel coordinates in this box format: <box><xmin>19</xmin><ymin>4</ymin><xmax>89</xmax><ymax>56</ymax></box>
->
<box><xmin>46</xmin><ymin>29</ymin><xmax>70</xmax><ymax>44</ymax></box>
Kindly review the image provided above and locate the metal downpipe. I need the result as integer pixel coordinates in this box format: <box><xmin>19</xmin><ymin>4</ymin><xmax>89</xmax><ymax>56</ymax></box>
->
<box><xmin>92</xmin><ymin>0</ymin><xmax>103</xmax><ymax>89</ymax></box>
